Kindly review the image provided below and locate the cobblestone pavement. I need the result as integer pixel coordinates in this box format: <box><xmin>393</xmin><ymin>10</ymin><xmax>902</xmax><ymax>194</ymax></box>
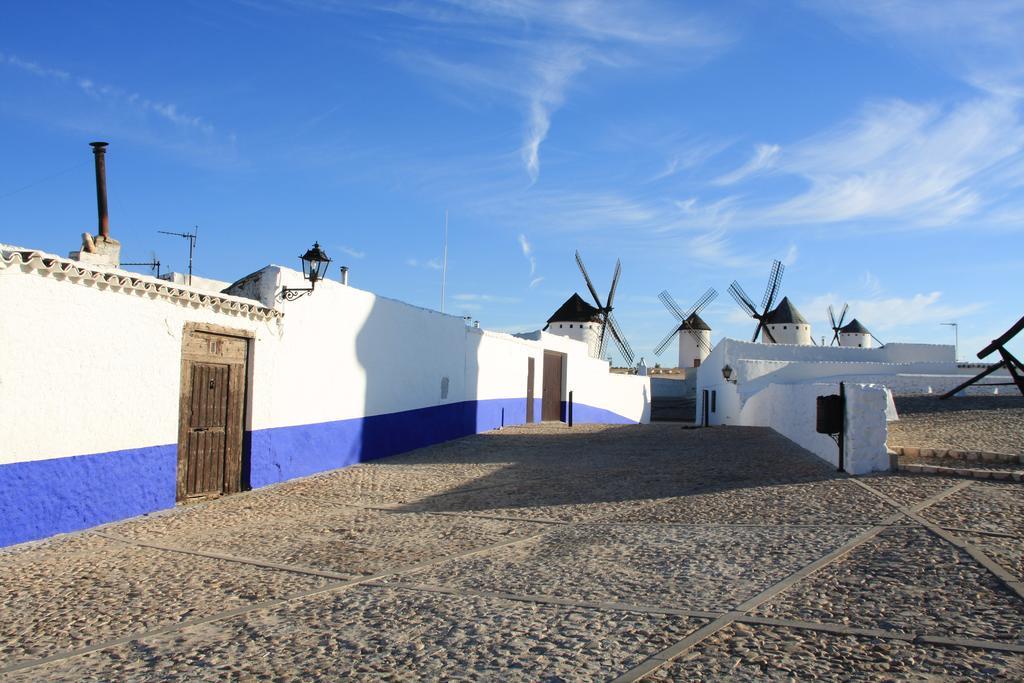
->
<box><xmin>2</xmin><ymin>423</ymin><xmax>1022</xmax><ymax>681</ymax></box>
<box><xmin>888</xmin><ymin>395</ymin><xmax>1024</xmax><ymax>455</ymax></box>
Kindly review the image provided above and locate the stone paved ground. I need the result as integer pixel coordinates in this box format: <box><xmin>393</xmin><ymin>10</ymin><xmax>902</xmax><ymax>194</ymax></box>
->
<box><xmin>888</xmin><ymin>395</ymin><xmax>1024</xmax><ymax>455</ymax></box>
<box><xmin>1</xmin><ymin>423</ymin><xmax>1023</xmax><ymax>681</ymax></box>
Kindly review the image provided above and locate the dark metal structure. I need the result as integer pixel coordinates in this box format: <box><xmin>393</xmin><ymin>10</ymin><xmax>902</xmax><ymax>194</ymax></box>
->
<box><xmin>815</xmin><ymin>383</ymin><xmax>846</xmax><ymax>472</ymax></box>
<box><xmin>653</xmin><ymin>288</ymin><xmax>717</xmax><ymax>358</ymax></box>
<box><xmin>573</xmin><ymin>250</ymin><xmax>636</xmax><ymax>366</ymax></box>
<box><xmin>728</xmin><ymin>259</ymin><xmax>785</xmax><ymax>344</ymax></box>
<box><xmin>89</xmin><ymin>142</ymin><xmax>110</xmax><ymax>239</ymax></box>
<box><xmin>159</xmin><ymin>227</ymin><xmax>198</xmax><ymax>286</ymax></box>
<box><xmin>940</xmin><ymin>315</ymin><xmax>1024</xmax><ymax>399</ymax></box>
<box><xmin>280</xmin><ymin>242</ymin><xmax>332</xmax><ymax>300</ymax></box>
<box><xmin>121</xmin><ymin>253</ymin><xmax>161</xmax><ymax>278</ymax></box>
<box><xmin>828</xmin><ymin>303</ymin><xmax>849</xmax><ymax>345</ymax></box>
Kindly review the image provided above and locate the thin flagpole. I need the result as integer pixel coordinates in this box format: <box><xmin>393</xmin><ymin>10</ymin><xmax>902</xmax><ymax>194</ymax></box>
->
<box><xmin>441</xmin><ymin>210</ymin><xmax>449</xmax><ymax>313</ymax></box>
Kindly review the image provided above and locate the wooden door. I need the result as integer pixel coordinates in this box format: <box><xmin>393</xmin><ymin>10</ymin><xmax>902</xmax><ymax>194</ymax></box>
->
<box><xmin>542</xmin><ymin>351</ymin><xmax>564</xmax><ymax>422</ymax></box>
<box><xmin>177</xmin><ymin>326</ymin><xmax>249</xmax><ymax>502</ymax></box>
<box><xmin>526</xmin><ymin>357</ymin><xmax>535</xmax><ymax>423</ymax></box>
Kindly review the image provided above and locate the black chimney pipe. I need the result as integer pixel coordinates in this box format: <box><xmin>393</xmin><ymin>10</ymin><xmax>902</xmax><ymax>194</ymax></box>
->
<box><xmin>90</xmin><ymin>142</ymin><xmax>109</xmax><ymax>239</ymax></box>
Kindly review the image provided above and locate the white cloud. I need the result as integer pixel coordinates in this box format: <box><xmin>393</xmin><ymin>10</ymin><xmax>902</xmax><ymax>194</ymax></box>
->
<box><xmin>530</xmin><ymin>276</ymin><xmax>544</xmax><ymax>288</ymax></box>
<box><xmin>452</xmin><ymin>293</ymin><xmax>521</xmax><ymax>303</ymax></box>
<box><xmin>338</xmin><ymin>245</ymin><xmax>366</xmax><ymax>259</ymax></box>
<box><xmin>712</xmin><ymin>143</ymin><xmax>780</xmax><ymax>185</ymax></box>
<box><xmin>406</xmin><ymin>257</ymin><xmax>444</xmax><ymax>271</ymax></box>
<box><xmin>0</xmin><ymin>51</ymin><xmax>216</xmax><ymax>135</ymax></box>
<box><xmin>375</xmin><ymin>1</ymin><xmax>730</xmax><ymax>181</ymax></box>
<box><xmin>803</xmin><ymin>291</ymin><xmax>984</xmax><ymax>332</ymax></box>
<box><xmin>517</xmin><ymin>232</ymin><xmax>538</xmax><ymax>277</ymax></box>
<box><xmin>744</xmin><ymin>96</ymin><xmax>1024</xmax><ymax>227</ymax></box>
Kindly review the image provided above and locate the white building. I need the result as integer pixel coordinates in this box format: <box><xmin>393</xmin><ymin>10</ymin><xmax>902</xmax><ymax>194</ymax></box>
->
<box><xmin>762</xmin><ymin>297</ymin><xmax>813</xmax><ymax>345</ymax></box>
<box><xmin>678</xmin><ymin>312</ymin><xmax>712</xmax><ymax>369</ymax></box>
<box><xmin>0</xmin><ymin>246</ymin><xmax>650</xmax><ymax>548</ymax></box>
<box><xmin>544</xmin><ymin>293</ymin><xmax>604</xmax><ymax>358</ymax></box>
<box><xmin>839</xmin><ymin>318</ymin><xmax>873</xmax><ymax>348</ymax></box>
<box><xmin>695</xmin><ymin>337</ymin><xmax>1012</xmax><ymax>475</ymax></box>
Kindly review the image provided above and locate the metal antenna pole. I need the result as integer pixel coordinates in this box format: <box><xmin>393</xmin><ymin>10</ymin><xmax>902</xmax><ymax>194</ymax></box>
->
<box><xmin>441</xmin><ymin>210</ymin><xmax>448</xmax><ymax>313</ymax></box>
<box><xmin>159</xmin><ymin>227</ymin><xmax>198</xmax><ymax>286</ymax></box>
<box><xmin>941</xmin><ymin>322</ymin><xmax>959</xmax><ymax>362</ymax></box>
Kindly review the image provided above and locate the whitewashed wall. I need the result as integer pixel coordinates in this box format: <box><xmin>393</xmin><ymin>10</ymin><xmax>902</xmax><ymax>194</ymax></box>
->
<box><xmin>739</xmin><ymin>382</ymin><xmax>891</xmax><ymax>475</ymax></box>
<box><xmin>1</xmin><ymin>248</ymin><xmax>650</xmax><ymax>546</ymax></box>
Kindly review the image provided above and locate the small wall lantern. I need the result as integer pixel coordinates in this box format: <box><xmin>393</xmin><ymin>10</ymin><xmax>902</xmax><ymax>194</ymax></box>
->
<box><xmin>281</xmin><ymin>242</ymin><xmax>332</xmax><ymax>300</ymax></box>
<box><xmin>722</xmin><ymin>364</ymin><xmax>735</xmax><ymax>383</ymax></box>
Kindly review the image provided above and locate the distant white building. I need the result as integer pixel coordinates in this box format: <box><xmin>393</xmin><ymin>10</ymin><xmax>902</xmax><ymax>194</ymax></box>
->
<box><xmin>544</xmin><ymin>293</ymin><xmax>603</xmax><ymax>358</ymax></box>
<box><xmin>839</xmin><ymin>318</ymin><xmax>873</xmax><ymax>348</ymax></box>
<box><xmin>678</xmin><ymin>312</ymin><xmax>712</xmax><ymax>369</ymax></box>
<box><xmin>762</xmin><ymin>297</ymin><xmax>812</xmax><ymax>345</ymax></box>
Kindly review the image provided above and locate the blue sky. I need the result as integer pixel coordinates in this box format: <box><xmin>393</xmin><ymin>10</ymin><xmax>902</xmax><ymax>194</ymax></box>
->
<box><xmin>2</xmin><ymin>1</ymin><xmax>1023</xmax><ymax>363</ymax></box>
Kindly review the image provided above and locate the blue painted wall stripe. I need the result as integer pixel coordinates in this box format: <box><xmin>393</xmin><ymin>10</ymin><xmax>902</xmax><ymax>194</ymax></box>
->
<box><xmin>0</xmin><ymin>398</ymin><xmax>635</xmax><ymax>547</ymax></box>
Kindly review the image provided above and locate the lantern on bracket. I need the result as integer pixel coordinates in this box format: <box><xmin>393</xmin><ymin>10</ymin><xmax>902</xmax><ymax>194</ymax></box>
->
<box><xmin>281</xmin><ymin>242</ymin><xmax>332</xmax><ymax>300</ymax></box>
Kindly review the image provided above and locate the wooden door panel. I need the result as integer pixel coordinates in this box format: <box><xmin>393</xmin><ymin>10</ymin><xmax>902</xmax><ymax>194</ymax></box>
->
<box><xmin>542</xmin><ymin>352</ymin><xmax>564</xmax><ymax>422</ymax></box>
<box><xmin>526</xmin><ymin>357</ymin><xmax>535</xmax><ymax>423</ymax></box>
<box><xmin>177</xmin><ymin>327</ymin><xmax>249</xmax><ymax>503</ymax></box>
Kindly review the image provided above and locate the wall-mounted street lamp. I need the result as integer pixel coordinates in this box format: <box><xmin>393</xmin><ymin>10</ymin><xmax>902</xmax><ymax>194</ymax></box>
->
<box><xmin>722</xmin><ymin>364</ymin><xmax>736</xmax><ymax>383</ymax></box>
<box><xmin>281</xmin><ymin>242</ymin><xmax>332</xmax><ymax>301</ymax></box>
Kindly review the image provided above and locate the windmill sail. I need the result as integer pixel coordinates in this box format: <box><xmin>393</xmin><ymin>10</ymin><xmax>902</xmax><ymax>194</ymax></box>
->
<box><xmin>729</xmin><ymin>259</ymin><xmax>785</xmax><ymax>343</ymax></box>
<box><xmin>573</xmin><ymin>251</ymin><xmax>637</xmax><ymax>366</ymax></box>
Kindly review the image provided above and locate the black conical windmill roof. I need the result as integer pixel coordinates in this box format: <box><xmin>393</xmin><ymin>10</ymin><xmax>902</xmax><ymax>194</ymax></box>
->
<box><xmin>679</xmin><ymin>311</ymin><xmax>711</xmax><ymax>331</ymax></box>
<box><xmin>765</xmin><ymin>296</ymin><xmax>808</xmax><ymax>325</ymax></box>
<box><xmin>839</xmin><ymin>318</ymin><xmax>870</xmax><ymax>334</ymax></box>
<box><xmin>546</xmin><ymin>293</ymin><xmax>603</xmax><ymax>324</ymax></box>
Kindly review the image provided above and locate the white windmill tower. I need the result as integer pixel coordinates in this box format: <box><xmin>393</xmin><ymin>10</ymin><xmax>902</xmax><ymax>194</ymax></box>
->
<box><xmin>653</xmin><ymin>288</ymin><xmax>717</xmax><ymax>368</ymax></box>
<box><xmin>763</xmin><ymin>297</ymin><xmax>812</xmax><ymax>345</ymax></box>
<box><xmin>543</xmin><ymin>251</ymin><xmax>637</xmax><ymax>365</ymax></box>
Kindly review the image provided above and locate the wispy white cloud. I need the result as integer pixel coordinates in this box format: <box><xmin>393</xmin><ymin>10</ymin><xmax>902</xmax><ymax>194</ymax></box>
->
<box><xmin>373</xmin><ymin>1</ymin><xmax>731</xmax><ymax>181</ymax></box>
<box><xmin>530</xmin><ymin>276</ymin><xmax>544</xmax><ymax>288</ymax></box>
<box><xmin>517</xmin><ymin>232</ymin><xmax>538</xmax><ymax>278</ymax></box>
<box><xmin>712</xmin><ymin>143</ymin><xmax>780</xmax><ymax>185</ymax></box>
<box><xmin>0</xmin><ymin>51</ymin><xmax>216</xmax><ymax>135</ymax></box>
<box><xmin>453</xmin><ymin>293</ymin><xmax>521</xmax><ymax>303</ymax></box>
<box><xmin>405</xmin><ymin>257</ymin><xmax>444</xmax><ymax>271</ymax></box>
<box><xmin>337</xmin><ymin>245</ymin><xmax>366</xmax><ymax>259</ymax></box>
<box><xmin>803</xmin><ymin>291</ymin><xmax>984</xmax><ymax>332</ymax></box>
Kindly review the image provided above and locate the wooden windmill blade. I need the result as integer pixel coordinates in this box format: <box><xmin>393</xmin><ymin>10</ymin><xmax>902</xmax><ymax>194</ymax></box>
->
<box><xmin>575</xmin><ymin>250</ymin><xmax>605</xmax><ymax>309</ymax></box>
<box><xmin>686</xmin><ymin>288</ymin><xmax>718</xmax><ymax>318</ymax></box>
<box><xmin>606</xmin><ymin>312</ymin><xmax>635</xmax><ymax>366</ymax></box>
<box><xmin>653</xmin><ymin>324</ymin><xmax>680</xmax><ymax>356</ymax></box>
<box><xmin>606</xmin><ymin>259</ymin><xmax>622</xmax><ymax>309</ymax></box>
<box><xmin>728</xmin><ymin>281</ymin><xmax>758</xmax><ymax>317</ymax></box>
<box><xmin>659</xmin><ymin>290</ymin><xmax>686</xmax><ymax>321</ymax></box>
<box><xmin>761</xmin><ymin>260</ymin><xmax>785</xmax><ymax>312</ymax></box>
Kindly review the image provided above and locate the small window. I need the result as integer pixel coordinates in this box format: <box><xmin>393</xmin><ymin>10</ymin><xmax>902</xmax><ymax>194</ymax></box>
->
<box><xmin>569</xmin><ymin>324</ymin><xmax>574</xmax><ymax>328</ymax></box>
<box><xmin>693</xmin><ymin>358</ymin><xmax>701</xmax><ymax>368</ymax></box>
<box><xmin>783</xmin><ymin>325</ymin><xmax>787</xmax><ymax>330</ymax></box>
<box><xmin>711</xmin><ymin>390</ymin><xmax>717</xmax><ymax>413</ymax></box>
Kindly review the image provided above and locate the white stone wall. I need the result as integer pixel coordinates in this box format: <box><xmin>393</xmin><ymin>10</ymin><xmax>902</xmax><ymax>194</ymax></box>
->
<box><xmin>0</xmin><ymin>249</ymin><xmax>650</xmax><ymax>469</ymax></box>
<box><xmin>738</xmin><ymin>382</ymin><xmax>890</xmax><ymax>475</ymax></box>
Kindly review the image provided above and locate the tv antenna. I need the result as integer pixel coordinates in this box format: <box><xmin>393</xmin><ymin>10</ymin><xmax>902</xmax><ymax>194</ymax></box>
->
<box><xmin>158</xmin><ymin>226</ymin><xmax>197</xmax><ymax>286</ymax></box>
<box><xmin>121</xmin><ymin>251</ymin><xmax>162</xmax><ymax>278</ymax></box>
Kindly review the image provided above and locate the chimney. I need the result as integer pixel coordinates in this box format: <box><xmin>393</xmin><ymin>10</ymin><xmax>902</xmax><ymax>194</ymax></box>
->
<box><xmin>339</xmin><ymin>265</ymin><xmax>349</xmax><ymax>285</ymax></box>
<box><xmin>70</xmin><ymin>141</ymin><xmax>121</xmax><ymax>266</ymax></box>
<box><xmin>90</xmin><ymin>142</ymin><xmax>109</xmax><ymax>239</ymax></box>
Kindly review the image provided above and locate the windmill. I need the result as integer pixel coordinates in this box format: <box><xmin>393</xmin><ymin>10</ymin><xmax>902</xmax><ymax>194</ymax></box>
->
<box><xmin>574</xmin><ymin>250</ymin><xmax>636</xmax><ymax>366</ymax></box>
<box><xmin>728</xmin><ymin>259</ymin><xmax>784</xmax><ymax>343</ymax></box>
<box><xmin>828</xmin><ymin>303</ymin><xmax>849</xmax><ymax>345</ymax></box>
<box><xmin>653</xmin><ymin>288</ymin><xmax>717</xmax><ymax>362</ymax></box>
